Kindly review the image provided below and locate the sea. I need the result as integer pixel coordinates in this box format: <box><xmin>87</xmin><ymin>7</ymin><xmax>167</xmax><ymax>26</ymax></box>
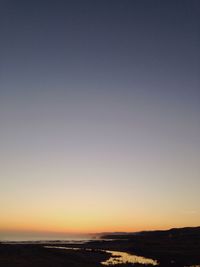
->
<box><xmin>0</xmin><ymin>232</ymin><xmax>94</xmax><ymax>243</ymax></box>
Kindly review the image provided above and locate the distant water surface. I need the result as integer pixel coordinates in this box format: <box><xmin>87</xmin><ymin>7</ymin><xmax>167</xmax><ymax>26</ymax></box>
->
<box><xmin>0</xmin><ymin>233</ymin><xmax>92</xmax><ymax>243</ymax></box>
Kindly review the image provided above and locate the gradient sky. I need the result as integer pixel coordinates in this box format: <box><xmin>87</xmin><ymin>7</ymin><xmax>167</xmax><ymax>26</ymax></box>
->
<box><xmin>0</xmin><ymin>0</ymin><xmax>200</xmax><ymax>237</ymax></box>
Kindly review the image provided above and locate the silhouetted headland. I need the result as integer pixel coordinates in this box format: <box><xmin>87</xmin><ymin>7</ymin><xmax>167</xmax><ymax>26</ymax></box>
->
<box><xmin>0</xmin><ymin>227</ymin><xmax>200</xmax><ymax>267</ymax></box>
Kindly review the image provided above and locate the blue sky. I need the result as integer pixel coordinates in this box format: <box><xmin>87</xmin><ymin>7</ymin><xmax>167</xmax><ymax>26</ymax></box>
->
<box><xmin>0</xmin><ymin>0</ymin><xmax>200</xmax><ymax>235</ymax></box>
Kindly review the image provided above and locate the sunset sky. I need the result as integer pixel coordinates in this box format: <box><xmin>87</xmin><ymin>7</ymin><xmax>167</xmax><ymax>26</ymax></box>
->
<box><xmin>0</xmin><ymin>0</ymin><xmax>200</xmax><ymax>238</ymax></box>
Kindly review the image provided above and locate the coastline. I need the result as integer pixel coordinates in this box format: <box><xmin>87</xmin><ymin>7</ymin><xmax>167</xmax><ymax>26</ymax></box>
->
<box><xmin>0</xmin><ymin>227</ymin><xmax>200</xmax><ymax>267</ymax></box>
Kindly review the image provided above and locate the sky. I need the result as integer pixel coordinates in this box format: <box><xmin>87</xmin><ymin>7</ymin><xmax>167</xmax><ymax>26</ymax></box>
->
<box><xmin>0</xmin><ymin>0</ymin><xmax>200</xmax><ymax>238</ymax></box>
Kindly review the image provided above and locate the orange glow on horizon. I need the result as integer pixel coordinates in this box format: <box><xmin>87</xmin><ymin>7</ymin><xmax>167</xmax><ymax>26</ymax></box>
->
<box><xmin>1</xmin><ymin>219</ymin><xmax>199</xmax><ymax>235</ymax></box>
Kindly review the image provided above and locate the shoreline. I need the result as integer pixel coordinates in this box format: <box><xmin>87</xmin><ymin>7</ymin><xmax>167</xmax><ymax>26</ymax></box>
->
<box><xmin>0</xmin><ymin>227</ymin><xmax>200</xmax><ymax>267</ymax></box>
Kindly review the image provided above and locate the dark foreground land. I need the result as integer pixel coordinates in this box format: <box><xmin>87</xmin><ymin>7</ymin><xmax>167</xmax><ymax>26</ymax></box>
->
<box><xmin>0</xmin><ymin>244</ymin><xmax>109</xmax><ymax>267</ymax></box>
<box><xmin>0</xmin><ymin>226</ymin><xmax>200</xmax><ymax>267</ymax></box>
<box><xmin>86</xmin><ymin>226</ymin><xmax>200</xmax><ymax>267</ymax></box>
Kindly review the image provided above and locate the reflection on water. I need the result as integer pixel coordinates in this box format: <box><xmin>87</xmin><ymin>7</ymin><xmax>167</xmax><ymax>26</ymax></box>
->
<box><xmin>101</xmin><ymin>250</ymin><xmax>158</xmax><ymax>266</ymax></box>
<box><xmin>45</xmin><ymin>246</ymin><xmax>79</xmax><ymax>250</ymax></box>
<box><xmin>45</xmin><ymin>246</ymin><xmax>92</xmax><ymax>251</ymax></box>
<box><xmin>44</xmin><ymin>246</ymin><xmax>158</xmax><ymax>266</ymax></box>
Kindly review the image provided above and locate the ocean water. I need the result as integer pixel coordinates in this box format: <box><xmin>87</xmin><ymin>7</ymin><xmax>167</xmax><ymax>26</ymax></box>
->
<box><xmin>0</xmin><ymin>232</ymin><xmax>93</xmax><ymax>243</ymax></box>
